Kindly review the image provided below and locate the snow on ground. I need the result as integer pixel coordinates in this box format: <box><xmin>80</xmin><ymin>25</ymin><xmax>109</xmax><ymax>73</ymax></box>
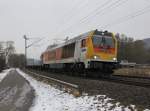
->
<box><xmin>0</xmin><ymin>69</ymin><xmax>11</xmax><ymax>82</ymax></box>
<box><xmin>17</xmin><ymin>69</ymin><xmax>149</xmax><ymax>111</ymax></box>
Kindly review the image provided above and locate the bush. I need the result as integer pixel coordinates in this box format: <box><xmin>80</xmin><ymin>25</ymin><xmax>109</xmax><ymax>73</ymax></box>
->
<box><xmin>0</xmin><ymin>57</ymin><xmax>5</xmax><ymax>72</ymax></box>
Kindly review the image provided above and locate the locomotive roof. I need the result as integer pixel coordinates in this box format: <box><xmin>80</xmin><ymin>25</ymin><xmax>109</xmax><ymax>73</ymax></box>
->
<box><xmin>43</xmin><ymin>29</ymin><xmax>113</xmax><ymax>53</ymax></box>
<box><xmin>45</xmin><ymin>30</ymin><xmax>95</xmax><ymax>52</ymax></box>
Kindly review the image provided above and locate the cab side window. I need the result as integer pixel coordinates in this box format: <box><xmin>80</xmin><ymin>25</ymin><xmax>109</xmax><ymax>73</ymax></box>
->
<box><xmin>81</xmin><ymin>39</ymin><xmax>86</xmax><ymax>47</ymax></box>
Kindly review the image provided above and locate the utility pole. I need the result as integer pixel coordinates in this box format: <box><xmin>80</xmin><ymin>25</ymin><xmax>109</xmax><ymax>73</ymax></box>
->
<box><xmin>23</xmin><ymin>35</ymin><xmax>28</xmax><ymax>67</ymax></box>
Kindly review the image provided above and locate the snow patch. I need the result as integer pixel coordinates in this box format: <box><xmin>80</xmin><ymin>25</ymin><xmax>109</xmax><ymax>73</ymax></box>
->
<box><xmin>17</xmin><ymin>69</ymin><xmax>149</xmax><ymax>111</ymax></box>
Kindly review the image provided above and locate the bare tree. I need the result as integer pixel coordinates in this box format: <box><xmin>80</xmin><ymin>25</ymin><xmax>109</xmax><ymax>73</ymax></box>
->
<box><xmin>0</xmin><ymin>41</ymin><xmax>15</xmax><ymax>67</ymax></box>
<box><xmin>4</xmin><ymin>41</ymin><xmax>15</xmax><ymax>66</ymax></box>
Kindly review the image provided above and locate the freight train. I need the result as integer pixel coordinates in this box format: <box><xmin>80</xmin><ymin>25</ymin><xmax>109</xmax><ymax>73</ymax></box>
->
<box><xmin>28</xmin><ymin>29</ymin><xmax>118</xmax><ymax>76</ymax></box>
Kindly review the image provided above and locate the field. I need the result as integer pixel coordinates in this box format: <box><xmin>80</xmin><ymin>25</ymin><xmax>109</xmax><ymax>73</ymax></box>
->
<box><xmin>113</xmin><ymin>66</ymin><xmax>150</xmax><ymax>78</ymax></box>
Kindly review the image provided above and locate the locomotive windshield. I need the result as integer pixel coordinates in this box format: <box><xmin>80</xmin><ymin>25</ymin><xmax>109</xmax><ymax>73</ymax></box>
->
<box><xmin>92</xmin><ymin>35</ymin><xmax>114</xmax><ymax>48</ymax></box>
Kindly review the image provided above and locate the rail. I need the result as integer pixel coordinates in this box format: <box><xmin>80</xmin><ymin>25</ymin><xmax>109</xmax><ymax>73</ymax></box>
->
<box><xmin>25</xmin><ymin>70</ymin><xmax>81</xmax><ymax>97</ymax></box>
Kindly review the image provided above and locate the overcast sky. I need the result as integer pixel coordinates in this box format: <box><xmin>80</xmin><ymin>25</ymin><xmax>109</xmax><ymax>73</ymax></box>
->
<box><xmin>0</xmin><ymin>0</ymin><xmax>150</xmax><ymax>59</ymax></box>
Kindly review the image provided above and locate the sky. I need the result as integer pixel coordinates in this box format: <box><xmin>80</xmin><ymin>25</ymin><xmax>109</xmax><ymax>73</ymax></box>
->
<box><xmin>0</xmin><ymin>0</ymin><xmax>150</xmax><ymax>59</ymax></box>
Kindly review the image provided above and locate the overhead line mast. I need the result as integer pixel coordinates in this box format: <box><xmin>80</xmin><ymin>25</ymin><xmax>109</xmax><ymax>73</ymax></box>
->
<box><xmin>23</xmin><ymin>35</ymin><xmax>44</xmax><ymax>67</ymax></box>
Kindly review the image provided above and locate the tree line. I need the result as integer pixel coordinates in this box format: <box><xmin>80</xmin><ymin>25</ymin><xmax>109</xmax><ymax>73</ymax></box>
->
<box><xmin>0</xmin><ymin>55</ymin><xmax>5</xmax><ymax>72</ymax></box>
<box><xmin>117</xmin><ymin>34</ymin><xmax>150</xmax><ymax>64</ymax></box>
<box><xmin>0</xmin><ymin>41</ymin><xmax>25</xmax><ymax>72</ymax></box>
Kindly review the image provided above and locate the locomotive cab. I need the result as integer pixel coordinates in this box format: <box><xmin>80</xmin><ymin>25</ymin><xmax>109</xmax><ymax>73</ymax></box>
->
<box><xmin>85</xmin><ymin>30</ymin><xmax>118</xmax><ymax>70</ymax></box>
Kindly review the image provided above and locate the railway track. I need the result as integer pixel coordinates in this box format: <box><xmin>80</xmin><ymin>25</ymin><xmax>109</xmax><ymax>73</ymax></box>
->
<box><xmin>25</xmin><ymin>69</ymin><xmax>150</xmax><ymax>95</ymax></box>
<box><xmin>24</xmin><ymin>70</ymin><xmax>82</xmax><ymax>97</ymax></box>
<box><xmin>22</xmin><ymin>69</ymin><xmax>150</xmax><ymax>110</ymax></box>
<box><xmin>112</xmin><ymin>75</ymin><xmax>150</xmax><ymax>80</ymax></box>
<box><xmin>103</xmin><ymin>75</ymin><xmax>150</xmax><ymax>88</ymax></box>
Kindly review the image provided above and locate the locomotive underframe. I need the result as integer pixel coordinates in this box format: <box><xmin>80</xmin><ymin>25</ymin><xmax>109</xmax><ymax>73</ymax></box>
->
<box><xmin>27</xmin><ymin>60</ymin><xmax>118</xmax><ymax>77</ymax></box>
<box><xmin>43</xmin><ymin>60</ymin><xmax>118</xmax><ymax>73</ymax></box>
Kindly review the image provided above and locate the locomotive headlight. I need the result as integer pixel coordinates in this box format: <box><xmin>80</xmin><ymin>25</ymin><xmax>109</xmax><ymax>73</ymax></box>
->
<box><xmin>113</xmin><ymin>57</ymin><xmax>117</xmax><ymax>61</ymax></box>
<box><xmin>94</xmin><ymin>55</ymin><xmax>99</xmax><ymax>59</ymax></box>
<box><xmin>94</xmin><ymin>56</ymin><xmax>97</xmax><ymax>59</ymax></box>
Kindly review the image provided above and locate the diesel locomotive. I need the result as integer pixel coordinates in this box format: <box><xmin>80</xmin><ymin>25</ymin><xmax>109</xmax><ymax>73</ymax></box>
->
<box><xmin>40</xmin><ymin>29</ymin><xmax>118</xmax><ymax>74</ymax></box>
